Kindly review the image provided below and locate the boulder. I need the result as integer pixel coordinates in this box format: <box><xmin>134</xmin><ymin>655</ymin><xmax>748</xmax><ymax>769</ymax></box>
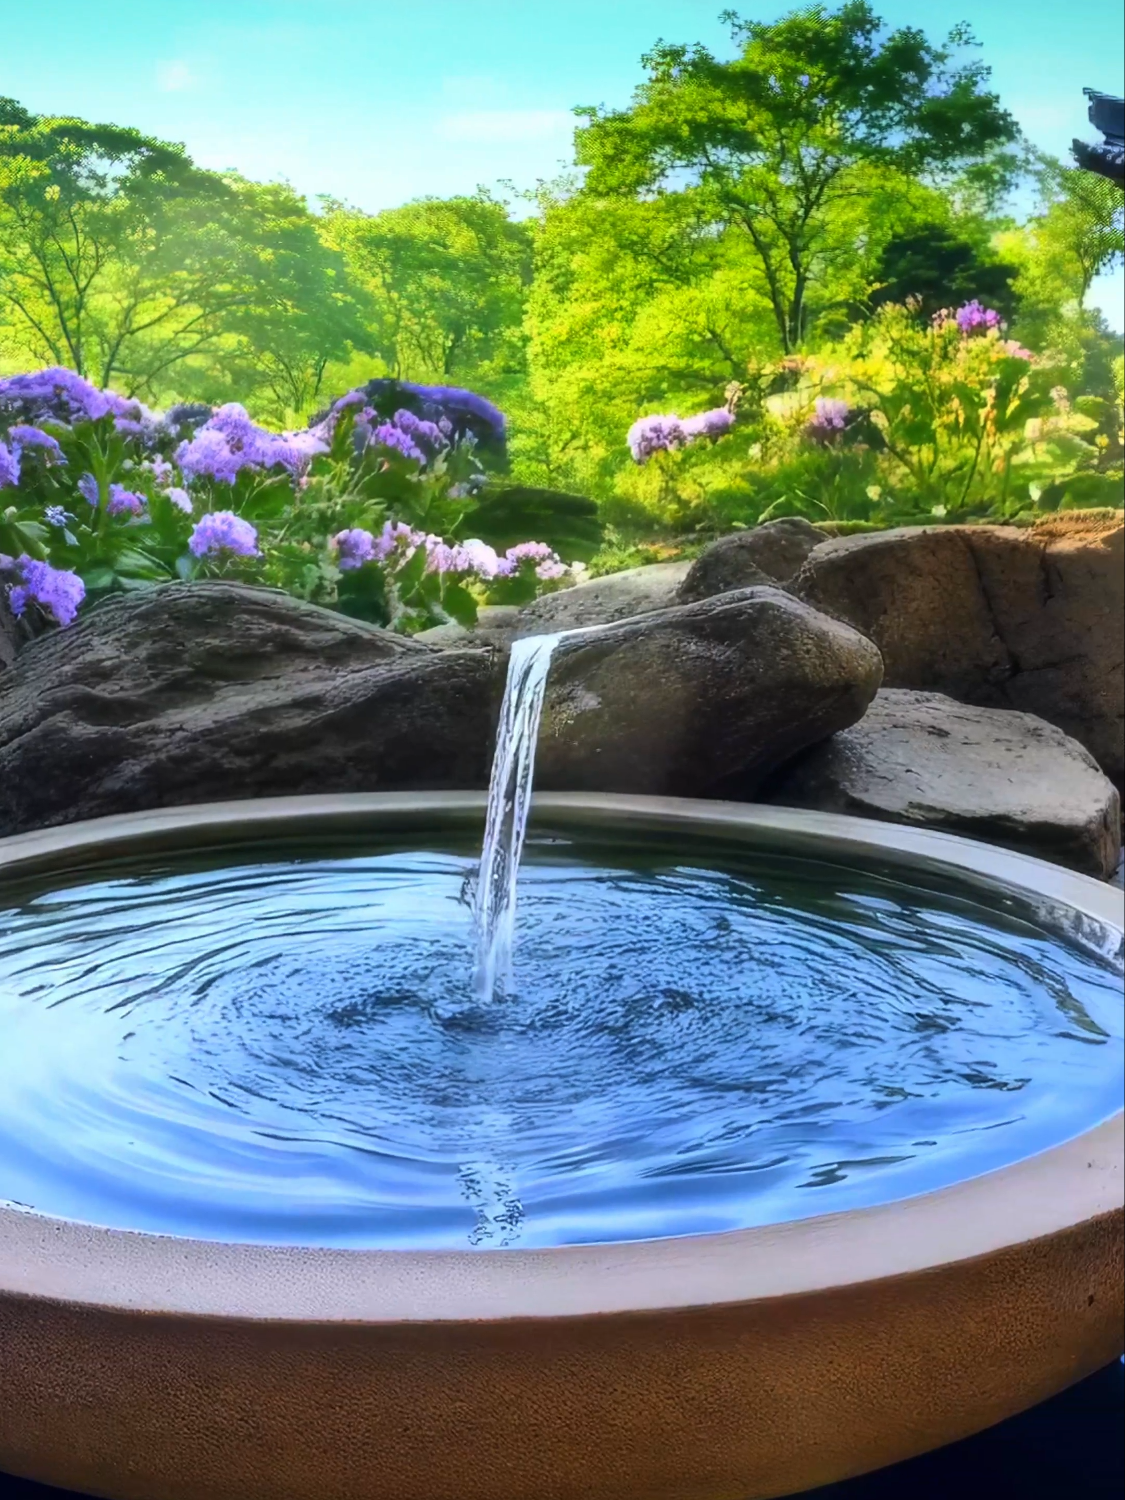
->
<box><xmin>515</xmin><ymin>561</ymin><xmax>692</xmax><ymax>636</ymax></box>
<box><xmin>0</xmin><ymin>582</ymin><xmax>496</xmax><ymax>837</ymax></box>
<box><xmin>0</xmin><ymin>596</ymin><xmax>21</xmax><ymax>674</ymax></box>
<box><xmin>795</xmin><ymin>519</ymin><xmax>1125</xmax><ymax>784</ymax></box>
<box><xmin>678</xmin><ymin>517</ymin><xmax>822</xmax><ymax>601</ymax></box>
<box><xmin>767</xmin><ymin>689</ymin><xmax>1122</xmax><ymax>878</ymax></box>
<box><xmin>535</xmin><ymin>586</ymin><xmax>884</xmax><ymax>797</ymax></box>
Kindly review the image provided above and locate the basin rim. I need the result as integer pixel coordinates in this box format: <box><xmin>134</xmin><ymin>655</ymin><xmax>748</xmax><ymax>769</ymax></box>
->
<box><xmin>1</xmin><ymin>790</ymin><xmax>1121</xmax><ymax>1326</ymax></box>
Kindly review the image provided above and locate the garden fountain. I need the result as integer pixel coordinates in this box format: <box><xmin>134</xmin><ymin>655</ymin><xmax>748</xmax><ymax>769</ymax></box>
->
<box><xmin>0</xmin><ymin>629</ymin><xmax>1121</xmax><ymax>1500</ymax></box>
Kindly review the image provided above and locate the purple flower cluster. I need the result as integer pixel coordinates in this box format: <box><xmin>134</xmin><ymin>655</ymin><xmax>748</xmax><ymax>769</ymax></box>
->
<box><xmin>682</xmin><ymin>407</ymin><xmax>736</xmax><ymax>441</ymax></box>
<box><xmin>333</xmin><ymin>527</ymin><xmax>380</xmax><ymax>570</ymax></box>
<box><xmin>331</xmin><ymin>524</ymin><xmax>566</xmax><ymax>583</ymax></box>
<box><xmin>0</xmin><ymin>554</ymin><xmax>86</xmax><ymax>627</ymax></box>
<box><xmin>0</xmin><ymin>440</ymin><xmax>18</xmax><ymax>490</ymax></box>
<box><xmin>77</xmin><ymin>472</ymin><xmax>100</xmax><ymax>507</ymax></box>
<box><xmin>392</xmin><ymin>381</ymin><xmax>505</xmax><ymax>450</ymax></box>
<box><xmin>188</xmin><ymin>511</ymin><xmax>260</xmax><ymax>558</ymax></box>
<box><xmin>628</xmin><ymin>414</ymin><xmax>687</xmax><ymax>463</ymax></box>
<box><xmin>805</xmin><ymin>397</ymin><xmax>851</xmax><ymax>443</ymax></box>
<box><xmin>0</xmin><ymin>367</ymin><xmax>139</xmax><ymax>428</ymax></box>
<box><xmin>176</xmin><ymin>404</ymin><xmax>328</xmax><ymax>484</ymax></box>
<box><xmin>346</xmin><ymin>405</ymin><xmax>451</xmax><ymax>467</ymax></box>
<box><xmin>933</xmin><ymin>301</ymin><xmax>1005</xmax><ymax>337</ymax></box>
<box><xmin>106</xmin><ymin>484</ymin><xmax>146</xmax><ymax>518</ymax></box>
<box><xmin>628</xmin><ymin>406</ymin><xmax>736</xmax><ymax>463</ymax></box>
<box><xmin>954</xmin><ymin>300</ymin><xmax>1004</xmax><ymax>334</ymax></box>
<box><xmin>502</xmin><ymin>540</ymin><xmax>569</xmax><ymax>581</ymax></box>
<box><xmin>8</xmin><ymin>424</ymin><xmax>66</xmax><ymax>464</ymax></box>
<box><xmin>324</xmin><ymin>380</ymin><xmax>505</xmax><ymax>458</ymax></box>
<box><xmin>164</xmin><ymin>487</ymin><xmax>193</xmax><ymax>515</ymax></box>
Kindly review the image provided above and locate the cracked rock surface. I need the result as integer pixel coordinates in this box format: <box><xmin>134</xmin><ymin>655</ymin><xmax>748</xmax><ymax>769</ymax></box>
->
<box><xmin>794</xmin><ymin>518</ymin><xmax>1124</xmax><ymax>785</ymax></box>
<box><xmin>767</xmin><ymin>688</ymin><xmax>1122</xmax><ymax>878</ymax></box>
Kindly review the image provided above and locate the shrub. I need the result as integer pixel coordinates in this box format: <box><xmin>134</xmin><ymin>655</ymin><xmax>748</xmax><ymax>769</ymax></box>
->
<box><xmin>0</xmin><ymin>369</ymin><xmax>600</xmax><ymax>639</ymax></box>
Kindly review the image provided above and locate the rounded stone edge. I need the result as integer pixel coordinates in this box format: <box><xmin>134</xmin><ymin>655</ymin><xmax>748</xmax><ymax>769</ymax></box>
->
<box><xmin>0</xmin><ymin>792</ymin><xmax>1121</xmax><ymax>1327</ymax></box>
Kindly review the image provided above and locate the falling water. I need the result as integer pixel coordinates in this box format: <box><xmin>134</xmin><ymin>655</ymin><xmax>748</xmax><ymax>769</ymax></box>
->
<box><xmin>472</xmin><ymin>632</ymin><xmax>561</xmax><ymax>1000</ymax></box>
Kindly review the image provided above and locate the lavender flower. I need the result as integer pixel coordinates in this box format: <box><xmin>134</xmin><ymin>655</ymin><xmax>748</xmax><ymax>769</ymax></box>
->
<box><xmin>445</xmin><ymin>538</ymin><xmax>502</xmax><ymax>578</ymax></box>
<box><xmin>392</xmin><ymin>409</ymin><xmax>448</xmax><ymax>453</ymax></box>
<box><xmin>0</xmin><ymin>368</ymin><xmax>136</xmax><ymax>427</ymax></box>
<box><xmin>44</xmin><ymin>505</ymin><xmax>69</xmax><ymax>528</ymax></box>
<box><xmin>0</xmin><ymin>440</ymin><xmax>18</xmax><ymax>490</ymax></box>
<box><xmin>107</xmin><ymin>484</ymin><xmax>146</xmax><ymax>517</ymax></box>
<box><xmin>954</xmin><ymin>300</ymin><xmax>1003</xmax><ymax>335</ymax></box>
<box><xmin>76</xmin><ymin>472</ymin><xmax>100</xmax><ymax>507</ymax></box>
<box><xmin>371</xmin><ymin>520</ymin><xmax>426</xmax><ymax>562</ymax></box>
<box><xmin>5</xmin><ymin>555</ymin><xmax>86</xmax><ymax>627</ymax></box>
<box><xmin>681</xmin><ymin>407</ymin><xmax>736</xmax><ymax>441</ymax></box>
<box><xmin>9</xmin><ymin>424</ymin><xmax>65</xmax><ymax>464</ymax></box>
<box><xmin>176</xmin><ymin>427</ymin><xmax>247</xmax><ymax>485</ymax></box>
<box><xmin>805</xmin><ymin>397</ymin><xmax>851</xmax><ymax>443</ymax></box>
<box><xmin>627</xmin><ymin>414</ymin><xmax>687</xmax><ymax>464</ymax></box>
<box><xmin>164</xmin><ymin>487</ymin><xmax>193</xmax><ymax>515</ymax></box>
<box><xmin>502</xmin><ymin>540</ymin><xmax>568</xmax><ymax>580</ymax></box>
<box><xmin>332</xmin><ymin>528</ymin><xmax>378</xmax><ymax>571</ymax></box>
<box><xmin>177</xmin><ymin>404</ymin><xmax>326</xmax><ymax>482</ymax></box>
<box><xmin>272</xmin><ymin>428</ymin><xmax>329</xmax><ymax>472</ymax></box>
<box><xmin>188</xmin><ymin>511</ymin><xmax>260</xmax><ymax>559</ymax></box>
<box><xmin>368</xmin><ymin>421</ymin><xmax>425</xmax><ymax>464</ymax></box>
<box><xmin>397</xmin><ymin>382</ymin><xmax>506</xmax><ymax>450</ymax></box>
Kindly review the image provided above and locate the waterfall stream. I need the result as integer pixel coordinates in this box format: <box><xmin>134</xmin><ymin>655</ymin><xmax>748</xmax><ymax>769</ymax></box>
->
<box><xmin>472</xmin><ymin>633</ymin><xmax>561</xmax><ymax>1001</ymax></box>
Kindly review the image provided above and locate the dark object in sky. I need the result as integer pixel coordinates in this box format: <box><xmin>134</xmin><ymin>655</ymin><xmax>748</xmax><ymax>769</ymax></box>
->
<box><xmin>1072</xmin><ymin>89</ymin><xmax>1125</xmax><ymax>185</ymax></box>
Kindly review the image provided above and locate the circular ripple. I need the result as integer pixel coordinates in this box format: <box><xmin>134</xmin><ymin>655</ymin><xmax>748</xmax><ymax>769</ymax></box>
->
<box><xmin>0</xmin><ymin>838</ymin><xmax>1120</xmax><ymax>1248</ymax></box>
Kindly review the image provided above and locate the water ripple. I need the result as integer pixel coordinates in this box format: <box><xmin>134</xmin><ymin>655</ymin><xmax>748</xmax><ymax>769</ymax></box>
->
<box><xmin>0</xmin><ymin>836</ymin><xmax>1120</xmax><ymax>1249</ymax></box>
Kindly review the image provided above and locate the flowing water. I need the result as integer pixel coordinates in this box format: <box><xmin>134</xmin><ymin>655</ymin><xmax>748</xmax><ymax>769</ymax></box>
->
<box><xmin>472</xmin><ymin>632</ymin><xmax>561</xmax><ymax>1001</ymax></box>
<box><xmin>0</xmin><ymin>825</ymin><xmax>1120</xmax><ymax>1249</ymax></box>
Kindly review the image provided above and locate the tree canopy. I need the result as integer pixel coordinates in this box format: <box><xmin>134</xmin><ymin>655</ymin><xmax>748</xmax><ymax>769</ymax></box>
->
<box><xmin>574</xmin><ymin>2</ymin><xmax>1022</xmax><ymax>350</ymax></box>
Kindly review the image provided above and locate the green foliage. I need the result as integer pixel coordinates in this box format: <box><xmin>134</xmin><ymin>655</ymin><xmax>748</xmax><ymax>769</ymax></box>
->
<box><xmin>868</xmin><ymin>223</ymin><xmax>1021</xmax><ymax>324</ymax></box>
<box><xmin>321</xmin><ymin>193</ymin><xmax>531</xmax><ymax>396</ymax></box>
<box><xmin>575</xmin><ymin>2</ymin><xmax>1020</xmax><ymax>352</ymax></box>
<box><xmin>459</xmin><ymin>486</ymin><xmax>603</xmax><ymax>562</ymax></box>
<box><xmin>0</xmin><ymin>103</ymin><xmax>372</xmax><ymax>417</ymax></box>
<box><xmin>2</xmin><ymin>2</ymin><xmax>1122</xmax><ymax>580</ymax></box>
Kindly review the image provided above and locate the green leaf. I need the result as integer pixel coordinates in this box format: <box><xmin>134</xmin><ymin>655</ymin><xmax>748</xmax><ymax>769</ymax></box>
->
<box><xmin>440</xmin><ymin>579</ymin><xmax>480</xmax><ymax>627</ymax></box>
<box><xmin>79</xmin><ymin>566</ymin><xmax>117</xmax><ymax>592</ymax></box>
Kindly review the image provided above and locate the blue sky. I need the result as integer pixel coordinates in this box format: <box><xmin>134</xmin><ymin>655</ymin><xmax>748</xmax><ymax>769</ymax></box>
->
<box><xmin>4</xmin><ymin>0</ymin><xmax>1123</xmax><ymax>327</ymax></box>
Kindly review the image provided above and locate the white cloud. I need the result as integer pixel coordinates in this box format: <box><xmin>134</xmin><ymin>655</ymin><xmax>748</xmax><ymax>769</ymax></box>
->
<box><xmin>156</xmin><ymin>60</ymin><xmax>196</xmax><ymax>94</ymax></box>
<box><xmin>435</xmin><ymin>110</ymin><xmax>575</xmax><ymax>145</ymax></box>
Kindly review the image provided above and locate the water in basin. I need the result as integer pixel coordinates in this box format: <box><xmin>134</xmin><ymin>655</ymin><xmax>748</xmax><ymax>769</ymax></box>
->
<box><xmin>1</xmin><ymin>824</ymin><xmax>1120</xmax><ymax>1248</ymax></box>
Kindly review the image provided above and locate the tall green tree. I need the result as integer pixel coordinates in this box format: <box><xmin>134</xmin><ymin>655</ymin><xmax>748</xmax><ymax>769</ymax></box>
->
<box><xmin>323</xmin><ymin>193</ymin><xmax>532</xmax><ymax>391</ymax></box>
<box><xmin>184</xmin><ymin>178</ymin><xmax>374</xmax><ymax>424</ymax></box>
<box><xmin>0</xmin><ymin>98</ymin><xmax>240</xmax><ymax>389</ymax></box>
<box><xmin>0</xmin><ymin>100</ymin><xmax>370</xmax><ymax>411</ymax></box>
<box><xmin>1027</xmin><ymin>156</ymin><xmax>1124</xmax><ymax>308</ymax></box>
<box><xmin>574</xmin><ymin>2</ymin><xmax>1022</xmax><ymax>352</ymax></box>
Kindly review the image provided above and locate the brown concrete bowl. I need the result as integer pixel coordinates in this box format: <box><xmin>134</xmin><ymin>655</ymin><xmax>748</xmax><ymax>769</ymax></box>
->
<box><xmin>0</xmin><ymin>792</ymin><xmax>1122</xmax><ymax>1500</ymax></box>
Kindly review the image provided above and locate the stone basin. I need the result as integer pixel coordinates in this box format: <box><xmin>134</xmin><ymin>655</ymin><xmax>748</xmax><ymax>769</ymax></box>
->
<box><xmin>0</xmin><ymin>792</ymin><xmax>1121</xmax><ymax>1500</ymax></box>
